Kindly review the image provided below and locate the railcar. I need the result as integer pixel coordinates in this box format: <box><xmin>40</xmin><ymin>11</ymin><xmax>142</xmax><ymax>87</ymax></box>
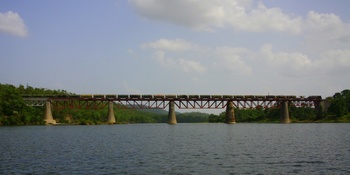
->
<box><xmin>118</xmin><ymin>95</ymin><xmax>129</xmax><ymax>99</ymax></box>
<box><xmin>94</xmin><ymin>94</ymin><xmax>105</xmax><ymax>99</ymax></box>
<box><xmin>154</xmin><ymin>95</ymin><xmax>164</xmax><ymax>100</ymax></box>
<box><xmin>256</xmin><ymin>95</ymin><xmax>265</xmax><ymax>100</ymax></box>
<box><xmin>177</xmin><ymin>95</ymin><xmax>188</xmax><ymax>99</ymax></box>
<box><xmin>245</xmin><ymin>95</ymin><xmax>255</xmax><ymax>100</ymax></box>
<box><xmin>287</xmin><ymin>95</ymin><xmax>297</xmax><ymax>100</ymax></box>
<box><xmin>142</xmin><ymin>95</ymin><xmax>153</xmax><ymax>99</ymax></box>
<box><xmin>277</xmin><ymin>95</ymin><xmax>286</xmax><ymax>100</ymax></box>
<box><xmin>80</xmin><ymin>94</ymin><xmax>93</xmax><ymax>99</ymax></box>
<box><xmin>211</xmin><ymin>95</ymin><xmax>222</xmax><ymax>99</ymax></box>
<box><xmin>189</xmin><ymin>95</ymin><xmax>200</xmax><ymax>99</ymax></box>
<box><xmin>165</xmin><ymin>95</ymin><xmax>176</xmax><ymax>99</ymax></box>
<box><xmin>308</xmin><ymin>96</ymin><xmax>322</xmax><ymax>100</ymax></box>
<box><xmin>223</xmin><ymin>95</ymin><xmax>233</xmax><ymax>100</ymax></box>
<box><xmin>106</xmin><ymin>95</ymin><xmax>117</xmax><ymax>99</ymax></box>
<box><xmin>200</xmin><ymin>95</ymin><xmax>210</xmax><ymax>99</ymax></box>
<box><xmin>266</xmin><ymin>95</ymin><xmax>275</xmax><ymax>99</ymax></box>
<box><xmin>235</xmin><ymin>95</ymin><xmax>244</xmax><ymax>100</ymax></box>
<box><xmin>130</xmin><ymin>94</ymin><xmax>141</xmax><ymax>99</ymax></box>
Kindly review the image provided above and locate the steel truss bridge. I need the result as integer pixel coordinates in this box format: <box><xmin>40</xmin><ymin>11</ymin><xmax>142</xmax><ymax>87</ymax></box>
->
<box><xmin>23</xmin><ymin>94</ymin><xmax>323</xmax><ymax>109</ymax></box>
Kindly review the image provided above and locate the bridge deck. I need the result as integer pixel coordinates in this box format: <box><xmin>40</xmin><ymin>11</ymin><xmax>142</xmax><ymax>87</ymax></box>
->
<box><xmin>23</xmin><ymin>94</ymin><xmax>322</xmax><ymax>109</ymax></box>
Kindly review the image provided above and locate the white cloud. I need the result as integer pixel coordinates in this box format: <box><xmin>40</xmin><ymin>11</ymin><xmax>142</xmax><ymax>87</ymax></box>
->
<box><xmin>303</xmin><ymin>11</ymin><xmax>350</xmax><ymax>50</ymax></box>
<box><xmin>153</xmin><ymin>50</ymin><xmax>207</xmax><ymax>73</ymax></box>
<box><xmin>129</xmin><ymin>0</ymin><xmax>225</xmax><ymax>30</ymax></box>
<box><xmin>261</xmin><ymin>44</ymin><xmax>311</xmax><ymax>71</ymax></box>
<box><xmin>212</xmin><ymin>47</ymin><xmax>252</xmax><ymax>75</ymax></box>
<box><xmin>260</xmin><ymin>44</ymin><xmax>350</xmax><ymax>77</ymax></box>
<box><xmin>0</xmin><ymin>11</ymin><xmax>28</xmax><ymax>37</ymax></box>
<box><xmin>315</xmin><ymin>49</ymin><xmax>350</xmax><ymax>73</ymax></box>
<box><xmin>142</xmin><ymin>39</ymin><xmax>254</xmax><ymax>75</ymax></box>
<box><xmin>129</xmin><ymin>0</ymin><xmax>302</xmax><ymax>34</ymax></box>
<box><xmin>142</xmin><ymin>38</ymin><xmax>197</xmax><ymax>51</ymax></box>
<box><xmin>123</xmin><ymin>82</ymin><xmax>142</xmax><ymax>94</ymax></box>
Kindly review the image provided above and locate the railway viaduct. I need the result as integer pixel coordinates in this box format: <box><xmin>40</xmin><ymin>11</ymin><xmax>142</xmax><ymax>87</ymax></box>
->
<box><xmin>23</xmin><ymin>94</ymin><xmax>324</xmax><ymax>125</ymax></box>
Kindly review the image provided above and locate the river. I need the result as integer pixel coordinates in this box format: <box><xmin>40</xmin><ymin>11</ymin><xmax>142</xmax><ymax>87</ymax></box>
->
<box><xmin>0</xmin><ymin>123</ymin><xmax>349</xmax><ymax>174</ymax></box>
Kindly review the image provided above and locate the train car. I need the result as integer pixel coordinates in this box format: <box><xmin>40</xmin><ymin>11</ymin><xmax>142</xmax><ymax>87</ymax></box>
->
<box><xmin>277</xmin><ymin>95</ymin><xmax>286</xmax><ymax>100</ymax></box>
<box><xmin>223</xmin><ymin>95</ymin><xmax>233</xmax><ymax>100</ymax></box>
<box><xmin>200</xmin><ymin>95</ymin><xmax>210</xmax><ymax>99</ymax></box>
<box><xmin>189</xmin><ymin>95</ymin><xmax>199</xmax><ymax>99</ymax></box>
<box><xmin>287</xmin><ymin>95</ymin><xmax>297</xmax><ymax>100</ymax></box>
<box><xmin>235</xmin><ymin>95</ymin><xmax>244</xmax><ymax>100</ymax></box>
<box><xmin>154</xmin><ymin>95</ymin><xmax>164</xmax><ymax>100</ymax></box>
<box><xmin>130</xmin><ymin>94</ymin><xmax>141</xmax><ymax>99</ymax></box>
<box><xmin>80</xmin><ymin>94</ymin><xmax>93</xmax><ymax>99</ymax></box>
<box><xmin>106</xmin><ymin>94</ymin><xmax>117</xmax><ymax>99</ymax></box>
<box><xmin>256</xmin><ymin>95</ymin><xmax>265</xmax><ymax>100</ymax></box>
<box><xmin>142</xmin><ymin>95</ymin><xmax>153</xmax><ymax>99</ymax></box>
<box><xmin>94</xmin><ymin>94</ymin><xmax>105</xmax><ymax>99</ymax></box>
<box><xmin>245</xmin><ymin>95</ymin><xmax>255</xmax><ymax>100</ymax></box>
<box><xmin>118</xmin><ymin>95</ymin><xmax>129</xmax><ymax>99</ymax></box>
<box><xmin>165</xmin><ymin>95</ymin><xmax>176</xmax><ymax>99</ymax></box>
<box><xmin>211</xmin><ymin>95</ymin><xmax>222</xmax><ymax>99</ymax></box>
<box><xmin>177</xmin><ymin>95</ymin><xmax>188</xmax><ymax>99</ymax></box>
<box><xmin>308</xmin><ymin>96</ymin><xmax>322</xmax><ymax>100</ymax></box>
<box><xmin>266</xmin><ymin>95</ymin><xmax>275</xmax><ymax>100</ymax></box>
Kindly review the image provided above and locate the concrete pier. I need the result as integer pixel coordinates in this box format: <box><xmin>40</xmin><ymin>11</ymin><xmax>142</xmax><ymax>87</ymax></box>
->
<box><xmin>107</xmin><ymin>101</ymin><xmax>116</xmax><ymax>124</ymax></box>
<box><xmin>44</xmin><ymin>101</ymin><xmax>56</xmax><ymax>124</ymax></box>
<box><xmin>167</xmin><ymin>101</ymin><xmax>177</xmax><ymax>124</ymax></box>
<box><xmin>280</xmin><ymin>101</ymin><xmax>291</xmax><ymax>123</ymax></box>
<box><xmin>225</xmin><ymin>101</ymin><xmax>236</xmax><ymax>124</ymax></box>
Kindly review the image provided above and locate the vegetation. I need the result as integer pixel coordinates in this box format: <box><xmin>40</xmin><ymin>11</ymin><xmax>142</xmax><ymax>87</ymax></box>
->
<box><xmin>208</xmin><ymin>90</ymin><xmax>350</xmax><ymax>123</ymax></box>
<box><xmin>0</xmin><ymin>83</ymin><xmax>349</xmax><ymax>125</ymax></box>
<box><xmin>0</xmin><ymin>84</ymin><xmax>207</xmax><ymax>125</ymax></box>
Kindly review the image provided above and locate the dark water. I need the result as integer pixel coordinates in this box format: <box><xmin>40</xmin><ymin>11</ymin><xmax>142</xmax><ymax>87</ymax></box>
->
<box><xmin>0</xmin><ymin>123</ymin><xmax>349</xmax><ymax>174</ymax></box>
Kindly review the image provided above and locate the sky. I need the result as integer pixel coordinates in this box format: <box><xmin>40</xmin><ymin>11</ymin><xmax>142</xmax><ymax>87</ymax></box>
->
<box><xmin>1</xmin><ymin>0</ymin><xmax>350</xmax><ymax>99</ymax></box>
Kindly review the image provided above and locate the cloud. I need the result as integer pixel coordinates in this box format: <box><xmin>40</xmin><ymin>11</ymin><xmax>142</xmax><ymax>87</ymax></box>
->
<box><xmin>129</xmin><ymin>0</ymin><xmax>302</xmax><ymax>34</ymax></box>
<box><xmin>142</xmin><ymin>38</ymin><xmax>198</xmax><ymax>51</ymax></box>
<box><xmin>212</xmin><ymin>47</ymin><xmax>252</xmax><ymax>75</ymax></box>
<box><xmin>142</xmin><ymin>38</ymin><xmax>254</xmax><ymax>75</ymax></box>
<box><xmin>303</xmin><ymin>11</ymin><xmax>350</xmax><ymax>50</ymax></box>
<box><xmin>0</xmin><ymin>11</ymin><xmax>28</xmax><ymax>37</ymax></box>
<box><xmin>153</xmin><ymin>50</ymin><xmax>207</xmax><ymax>73</ymax></box>
<box><xmin>261</xmin><ymin>44</ymin><xmax>311</xmax><ymax>71</ymax></box>
<box><xmin>315</xmin><ymin>49</ymin><xmax>350</xmax><ymax>74</ymax></box>
<box><xmin>260</xmin><ymin>44</ymin><xmax>350</xmax><ymax>77</ymax></box>
<box><xmin>123</xmin><ymin>82</ymin><xmax>142</xmax><ymax>94</ymax></box>
<box><xmin>129</xmin><ymin>0</ymin><xmax>225</xmax><ymax>30</ymax></box>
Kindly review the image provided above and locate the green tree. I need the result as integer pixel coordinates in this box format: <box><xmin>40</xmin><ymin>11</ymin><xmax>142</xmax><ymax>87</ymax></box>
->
<box><xmin>327</xmin><ymin>91</ymin><xmax>350</xmax><ymax>117</ymax></box>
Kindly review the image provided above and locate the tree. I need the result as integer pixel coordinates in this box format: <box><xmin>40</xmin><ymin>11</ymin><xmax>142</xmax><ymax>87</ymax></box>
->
<box><xmin>328</xmin><ymin>90</ymin><xmax>350</xmax><ymax>117</ymax></box>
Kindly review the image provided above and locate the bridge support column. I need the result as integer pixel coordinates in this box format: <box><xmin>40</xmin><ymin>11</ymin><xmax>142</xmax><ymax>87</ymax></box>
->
<box><xmin>280</xmin><ymin>101</ymin><xmax>291</xmax><ymax>124</ymax></box>
<box><xmin>107</xmin><ymin>101</ymin><xmax>116</xmax><ymax>124</ymax></box>
<box><xmin>44</xmin><ymin>101</ymin><xmax>56</xmax><ymax>125</ymax></box>
<box><xmin>167</xmin><ymin>101</ymin><xmax>177</xmax><ymax>125</ymax></box>
<box><xmin>225</xmin><ymin>101</ymin><xmax>236</xmax><ymax>124</ymax></box>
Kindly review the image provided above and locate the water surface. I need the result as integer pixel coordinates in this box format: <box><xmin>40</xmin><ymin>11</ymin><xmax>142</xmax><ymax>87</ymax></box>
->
<box><xmin>1</xmin><ymin>123</ymin><xmax>349</xmax><ymax>174</ymax></box>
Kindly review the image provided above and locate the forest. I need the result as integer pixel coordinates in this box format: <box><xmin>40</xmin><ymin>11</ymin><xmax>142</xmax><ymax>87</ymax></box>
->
<box><xmin>0</xmin><ymin>83</ymin><xmax>349</xmax><ymax>125</ymax></box>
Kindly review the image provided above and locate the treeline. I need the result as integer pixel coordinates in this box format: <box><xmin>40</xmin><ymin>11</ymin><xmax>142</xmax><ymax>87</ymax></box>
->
<box><xmin>209</xmin><ymin>89</ymin><xmax>350</xmax><ymax>123</ymax></box>
<box><xmin>0</xmin><ymin>84</ymin><xmax>208</xmax><ymax>125</ymax></box>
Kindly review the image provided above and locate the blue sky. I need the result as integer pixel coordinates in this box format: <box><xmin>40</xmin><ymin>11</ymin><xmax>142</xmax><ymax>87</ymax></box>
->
<box><xmin>1</xmin><ymin>0</ymin><xmax>350</xmax><ymax>99</ymax></box>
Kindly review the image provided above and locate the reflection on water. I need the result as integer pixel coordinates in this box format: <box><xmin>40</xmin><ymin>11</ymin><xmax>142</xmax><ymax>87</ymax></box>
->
<box><xmin>0</xmin><ymin>123</ymin><xmax>349</xmax><ymax>174</ymax></box>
